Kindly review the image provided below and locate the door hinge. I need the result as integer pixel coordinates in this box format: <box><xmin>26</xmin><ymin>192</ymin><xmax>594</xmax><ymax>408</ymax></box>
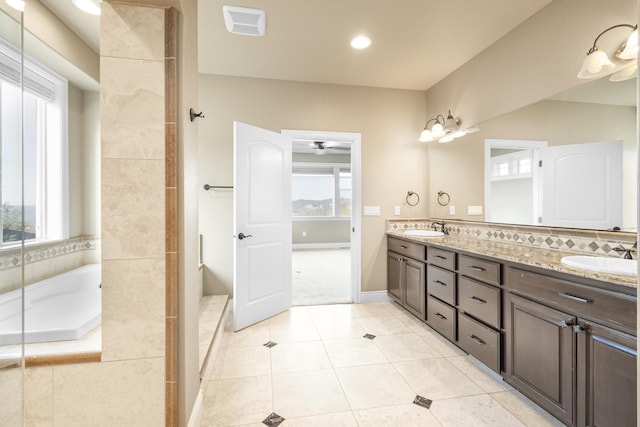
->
<box><xmin>538</xmin><ymin>160</ymin><xmax>543</xmax><ymax>167</ymax></box>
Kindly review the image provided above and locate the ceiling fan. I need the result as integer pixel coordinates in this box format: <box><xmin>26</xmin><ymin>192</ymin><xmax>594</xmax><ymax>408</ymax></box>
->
<box><xmin>309</xmin><ymin>141</ymin><xmax>350</xmax><ymax>155</ymax></box>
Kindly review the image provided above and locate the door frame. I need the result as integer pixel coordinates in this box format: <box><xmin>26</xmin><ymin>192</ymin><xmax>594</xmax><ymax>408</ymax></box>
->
<box><xmin>484</xmin><ymin>138</ymin><xmax>547</xmax><ymax>225</ymax></box>
<box><xmin>282</xmin><ymin>129</ymin><xmax>362</xmax><ymax>303</ymax></box>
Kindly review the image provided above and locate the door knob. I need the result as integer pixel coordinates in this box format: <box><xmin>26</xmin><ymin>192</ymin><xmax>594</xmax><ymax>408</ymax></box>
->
<box><xmin>238</xmin><ymin>232</ymin><xmax>253</xmax><ymax>240</ymax></box>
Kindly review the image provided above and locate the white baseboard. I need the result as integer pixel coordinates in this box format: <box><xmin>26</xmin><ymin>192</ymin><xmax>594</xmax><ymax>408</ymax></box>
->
<box><xmin>358</xmin><ymin>290</ymin><xmax>392</xmax><ymax>303</ymax></box>
<box><xmin>293</xmin><ymin>242</ymin><xmax>351</xmax><ymax>250</ymax></box>
<box><xmin>187</xmin><ymin>389</ymin><xmax>203</xmax><ymax>427</ymax></box>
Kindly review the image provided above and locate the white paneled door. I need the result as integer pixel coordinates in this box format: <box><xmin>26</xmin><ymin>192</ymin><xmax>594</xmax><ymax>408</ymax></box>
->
<box><xmin>233</xmin><ymin>122</ymin><xmax>292</xmax><ymax>331</ymax></box>
<box><xmin>541</xmin><ymin>140</ymin><xmax>622</xmax><ymax>230</ymax></box>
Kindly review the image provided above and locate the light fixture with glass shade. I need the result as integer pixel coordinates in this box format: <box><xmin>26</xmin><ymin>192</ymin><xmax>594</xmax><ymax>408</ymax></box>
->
<box><xmin>419</xmin><ymin>110</ymin><xmax>477</xmax><ymax>143</ymax></box>
<box><xmin>577</xmin><ymin>23</ymin><xmax>637</xmax><ymax>80</ymax></box>
<box><xmin>6</xmin><ymin>0</ymin><xmax>25</xmax><ymax>11</ymax></box>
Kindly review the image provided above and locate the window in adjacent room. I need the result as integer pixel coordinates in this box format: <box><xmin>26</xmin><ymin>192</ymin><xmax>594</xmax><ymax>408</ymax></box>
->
<box><xmin>292</xmin><ymin>165</ymin><xmax>351</xmax><ymax>218</ymax></box>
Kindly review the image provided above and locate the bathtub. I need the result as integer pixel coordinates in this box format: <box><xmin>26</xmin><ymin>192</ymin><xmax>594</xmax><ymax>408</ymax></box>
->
<box><xmin>0</xmin><ymin>264</ymin><xmax>101</xmax><ymax>346</ymax></box>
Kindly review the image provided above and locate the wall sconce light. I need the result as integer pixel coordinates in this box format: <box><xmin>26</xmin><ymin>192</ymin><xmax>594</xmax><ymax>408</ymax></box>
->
<box><xmin>418</xmin><ymin>110</ymin><xmax>478</xmax><ymax>143</ymax></box>
<box><xmin>5</xmin><ymin>0</ymin><xmax>25</xmax><ymax>11</ymax></box>
<box><xmin>577</xmin><ymin>23</ymin><xmax>638</xmax><ymax>81</ymax></box>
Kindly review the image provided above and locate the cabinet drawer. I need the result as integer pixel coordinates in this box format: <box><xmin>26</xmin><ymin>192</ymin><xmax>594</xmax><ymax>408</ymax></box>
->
<box><xmin>505</xmin><ymin>267</ymin><xmax>637</xmax><ymax>332</ymax></box>
<box><xmin>427</xmin><ymin>265</ymin><xmax>456</xmax><ymax>305</ymax></box>
<box><xmin>388</xmin><ymin>237</ymin><xmax>425</xmax><ymax>260</ymax></box>
<box><xmin>427</xmin><ymin>295</ymin><xmax>456</xmax><ymax>342</ymax></box>
<box><xmin>458</xmin><ymin>313</ymin><xmax>500</xmax><ymax>372</ymax></box>
<box><xmin>459</xmin><ymin>255</ymin><xmax>501</xmax><ymax>286</ymax></box>
<box><xmin>458</xmin><ymin>277</ymin><xmax>501</xmax><ymax>329</ymax></box>
<box><xmin>427</xmin><ymin>247</ymin><xmax>456</xmax><ymax>270</ymax></box>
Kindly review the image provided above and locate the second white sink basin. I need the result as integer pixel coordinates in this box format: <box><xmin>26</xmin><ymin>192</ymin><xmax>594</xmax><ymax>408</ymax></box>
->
<box><xmin>404</xmin><ymin>230</ymin><xmax>445</xmax><ymax>237</ymax></box>
<box><xmin>560</xmin><ymin>255</ymin><xmax>637</xmax><ymax>277</ymax></box>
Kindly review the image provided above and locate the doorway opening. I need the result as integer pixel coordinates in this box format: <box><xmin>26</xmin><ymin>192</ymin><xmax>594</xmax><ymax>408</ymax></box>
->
<box><xmin>284</xmin><ymin>129</ymin><xmax>361</xmax><ymax>306</ymax></box>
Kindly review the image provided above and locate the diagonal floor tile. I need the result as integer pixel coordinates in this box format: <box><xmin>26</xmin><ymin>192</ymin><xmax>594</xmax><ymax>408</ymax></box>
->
<box><xmin>272</xmin><ymin>369</ymin><xmax>351</xmax><ymax>419</ymax></box>
<box><xmin>394</xmin><ymin>358</ymin><xmax>484</xmax><ymax>400</ymax></box>
<box><xmin>323</xmin><ymin>338</ymin><xmax>388</xmax><ymax>367</ymax></box>
<box><xmin>335</xmin><ymin>364</ymin><xmax>415</xmax><ymax>410</ymax></box>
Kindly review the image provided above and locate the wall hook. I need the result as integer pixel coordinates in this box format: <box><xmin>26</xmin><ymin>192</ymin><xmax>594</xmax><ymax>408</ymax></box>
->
<box><xmin>190</xmin><ymin>108</ymin><xmax>205</xmax><ymax>122</ymax></box>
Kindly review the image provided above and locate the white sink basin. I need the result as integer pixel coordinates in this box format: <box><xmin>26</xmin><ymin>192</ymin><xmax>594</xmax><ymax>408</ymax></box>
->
<box><xmin>560</xmin><ymin>256</ymin><xmax>637</xmax><ymax>277</ymax></box>
<box><xmin>404</xmin><ymin>230</ymin><xmax>445</xmax><ymax>237</ymax></box>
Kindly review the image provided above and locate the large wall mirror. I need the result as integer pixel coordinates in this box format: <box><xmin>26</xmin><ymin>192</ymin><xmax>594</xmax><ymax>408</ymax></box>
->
<box><xmin>0</xmin><ymin>4</ymin><xmax>100</xmax><ymax>417</ymax></box>
<box><xmin>428</xmin><ymin>2</ymin><xmax>638</xmax><ymax>233</ymax></box>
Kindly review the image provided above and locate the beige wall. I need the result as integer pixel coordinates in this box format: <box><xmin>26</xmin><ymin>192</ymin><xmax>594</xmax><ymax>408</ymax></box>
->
<box><xmin>69</xmin><ymin>85</ymin><xmax>101</xmax><ymax>238</ymax></box>
<box><xmin>292</xmin><ymin>220</ymin><xmax>351</xmax><ymax>245</ymax></box>
<box><xmin>429</xmin><ymin>100</ymin><xmax>637</xmax><ymax>229</ymax></box>
<box><xmin>199</xmin><ymin>75</ymin><xmax>428</xmax><ymax>295</ymax></box>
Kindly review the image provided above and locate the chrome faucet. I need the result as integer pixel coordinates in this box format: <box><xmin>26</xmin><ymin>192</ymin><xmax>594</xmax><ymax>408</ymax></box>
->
<box><xmin>613</xmin><ymin>242</ymin><xmax>637</xmax><ymax>259</ymax></box>
<box><xmin>431</xmin><ymin>221</ymin><xmax>448</xmax><ymax>235</ymax></box>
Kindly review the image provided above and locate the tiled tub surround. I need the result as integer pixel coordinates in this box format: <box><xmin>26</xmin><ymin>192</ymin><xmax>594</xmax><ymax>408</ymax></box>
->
<box><xmin>0</xmin><ymin>236</ymin><xmax>100</xmax><ymax>295</ymax></box>
<box><xmin>387</xmin><ymin>219</ymin><xmax>637</xmax><ymax>288</ymax></box>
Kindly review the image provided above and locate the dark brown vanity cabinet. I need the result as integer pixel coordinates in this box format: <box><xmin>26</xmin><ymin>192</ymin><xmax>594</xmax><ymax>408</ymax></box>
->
<box><xmin>457</xmin><ymin>254</ymin><xmax>502</xmax><ymax>372</ymax></box>
<box><xmin>425</xmin><ymin>247</ymin><xmax>457</xmax><ymax>340</ymax></box>
<box><xmin>505</xmin><ymin>267</ymin><xmax>637</xmax><ymax>427</ymax></box>
<box><xmin>387</xmin><ymin>237</ymin><xmax>426</xmax><ymax>320</ymax></box>
<box><xmin>577</xmin><ymin>321</ymin><xmax>637</xmax><ymax>427</ymax></box>
<box><xmin>504</xmin><ymin>292</ymin><xmax>576</xmax><ymax>425</ymax></box>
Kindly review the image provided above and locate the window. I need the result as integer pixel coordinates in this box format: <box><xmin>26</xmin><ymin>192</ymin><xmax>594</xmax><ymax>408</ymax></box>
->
<box><xmin>489</xmin><ymin>149</ymin><xmax>533</xmax><ymax>181</ymax></box>
<box><xmin>0</xmin><ymin>37</ymin><xmax>68</xmax><ymax>246</ymax></box>
<box><xmin>292</xmin><ymin>165</ymin><xmax>351</xmax><ymax>218</ymax></box>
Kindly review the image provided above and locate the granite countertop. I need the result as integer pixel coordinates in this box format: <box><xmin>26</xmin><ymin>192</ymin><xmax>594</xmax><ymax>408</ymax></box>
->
<box><xmin>386</xmin><ymin>231</ymin><xmax>637</xmax><ymax>290</ymax></box>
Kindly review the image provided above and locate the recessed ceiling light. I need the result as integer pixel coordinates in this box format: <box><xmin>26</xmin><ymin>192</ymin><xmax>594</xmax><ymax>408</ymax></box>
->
<box><xmin>350</xmin><ymin>35</ymin><xmax>371</xmax><ymax>49</ymax></box>
<box><xmin>72</xmin><ymin>0</ymin><xmax>102</xmax><ymax>16</ymax></box>
<box><xmin>6</xmin><ymin>0</ymin><xmax>25</xmax><ymax>12</ymax></box>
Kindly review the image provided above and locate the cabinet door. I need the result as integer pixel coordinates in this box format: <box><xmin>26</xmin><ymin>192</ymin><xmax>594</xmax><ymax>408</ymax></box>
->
<box><xmin>577</xmin><ymin>321</ymin><xmax>637</xmax><ymax>427</ymax></box>
<box><xmin>387</xmin><ymin>252</ymin><xmax>403</xmax><ymax>303</ymax></box>
<box><xmin>504</xmin><ymin>293</ymin><xmax>576</xmax><ymax>426</ymax></box>
<box><xmin>404</xmin><ymin>257</ymin><xmax>426</xmax><ymax>320</ymax></box>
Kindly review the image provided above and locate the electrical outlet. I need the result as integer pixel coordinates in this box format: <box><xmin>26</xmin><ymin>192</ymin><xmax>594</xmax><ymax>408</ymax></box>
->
<box><xmin>394</xmin><ymin>206</ymin><xmax>401</xmax><ymax>215</ymax></box>
<box><xmin>302</xmin><ymin>231</ymin><xmax>307</xmax><ymax>237</ymax></box>
<box><xmin>449</xmin><ymin>205</ymin><xmax>455</xmax><ymax>215</ymax></box>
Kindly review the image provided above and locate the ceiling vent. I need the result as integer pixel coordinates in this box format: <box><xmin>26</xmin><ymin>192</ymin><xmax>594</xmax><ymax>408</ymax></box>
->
<box><xmin>223</xmin><ymin>5</ymin><xmax>266</xmax><ymax>37</ymax></box>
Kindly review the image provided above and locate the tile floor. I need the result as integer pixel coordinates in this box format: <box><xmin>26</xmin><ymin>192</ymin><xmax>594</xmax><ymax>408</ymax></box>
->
<box><xmin>201</xmin><ymin>302</ymin><xmax>565</xmax><ymax>427</ymax></box>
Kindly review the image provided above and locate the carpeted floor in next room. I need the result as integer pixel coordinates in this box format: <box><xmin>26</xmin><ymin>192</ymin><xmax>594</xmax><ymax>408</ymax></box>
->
<box><xmin>292</xmin><ymin>248</ymin><xmax>351</xmax><ymax>306</ymax></box>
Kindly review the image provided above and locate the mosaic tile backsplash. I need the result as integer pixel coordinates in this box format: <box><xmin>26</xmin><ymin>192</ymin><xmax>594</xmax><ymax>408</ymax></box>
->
<box><xmin>0</xmin><ymin>236</ymin><xmax>100</xmax><ymax>294</ymax></box>
<box><xmin>387</xmin><ymin>219</ymin><xmax>637</xmax><ymax>257</ymax></box>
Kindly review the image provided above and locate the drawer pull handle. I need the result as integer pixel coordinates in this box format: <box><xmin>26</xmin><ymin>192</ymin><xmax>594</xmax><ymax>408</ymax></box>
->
<box><xmin>435</xmin><ymin>255</ymin><xmax>447</xmax><ymax>260</ymax></box>
<box><xmin>400</xmin><ymin>245</ymin><xmax>408</xmax><ymax>249</ymax></box>
<box><xmin>558</xmin><ymin>292</ymin><xmax>591</xmax><ymax>304</ymax></box>
<box><xmin>434</xmin><ymin>280</ymin><xmax>447</xmax><ymax>286</ymax></box>
<box><xmin>470</xmin><ymin>296</ymin><xmax>487</xmax><ymax>304</ymax></box>
<box><xmin>435</xmin><ymin>312</ymin><xmax>447</xmax><ymax>320</ymax></box>
<box><xmin>469</xmin><ymin>335</ymin><xmax>486</xmax><ymax>346</ymax></box>
<box><xmin>470</xmin><ymin>266</ymin><xmax>486</xmax><ymax>272</ymax></box>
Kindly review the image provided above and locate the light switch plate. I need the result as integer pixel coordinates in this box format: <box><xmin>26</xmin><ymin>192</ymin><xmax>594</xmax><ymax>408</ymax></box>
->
<box><xmin>468</xmin><ymin>205</ymin><xmax>483</xmax><ymax>216</ymax></box>
<box><xmin>364</xmin><ymin>205</ymin><xmax>381</xmax><ymax>216</ymax></box>
<box><xmin>449</xmin><ymin>205</ymin><xmax>455</xmax><ymax>215</ymax></box>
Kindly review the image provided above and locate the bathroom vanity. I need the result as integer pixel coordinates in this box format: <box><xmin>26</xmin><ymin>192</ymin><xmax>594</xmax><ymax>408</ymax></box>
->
<box><xmin>386</xmin><ymin>229</ymin><xmax>637</xmax><ymax>427</ymax></box>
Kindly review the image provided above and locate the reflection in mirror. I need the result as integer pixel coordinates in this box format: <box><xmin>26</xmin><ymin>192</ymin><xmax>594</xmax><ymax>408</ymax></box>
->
<box><xmin>0</xmin><ymin>1</ymin><xmax>101</xmax><ymax>364</ymax></box>
<box><xmin>430</xmin><ymin>74</ymin><xmax>637</xmax><ymax>232</ymax></box>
